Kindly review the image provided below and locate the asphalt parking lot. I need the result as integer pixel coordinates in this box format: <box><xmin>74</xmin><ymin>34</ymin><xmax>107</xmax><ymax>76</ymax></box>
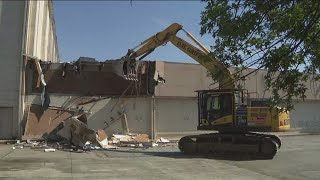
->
<box><xmin>0</xmin><ymin>135</ymin><xmax>319</xmax><ymax>180</ymax></box>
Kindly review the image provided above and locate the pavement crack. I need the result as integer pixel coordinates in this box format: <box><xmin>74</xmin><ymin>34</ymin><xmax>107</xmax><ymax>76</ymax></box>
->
<box><xmin>141</xmin><ymin>159</ymin><xmax>170</xmax><ymax>177</ymax></box>
<box><xmin>0</xmin><ymin>149</ymin><xmax>14</xmax><ymax>159</ymax></box>
<box><xmin>214</xmin><ymin>160</ymin><xmax>282</xmax><ymax>180</ymax></box>
<box><xmin>69</xmin><ymin>152</ymin><xmax>73</xmax><ymax>180</ymax></box>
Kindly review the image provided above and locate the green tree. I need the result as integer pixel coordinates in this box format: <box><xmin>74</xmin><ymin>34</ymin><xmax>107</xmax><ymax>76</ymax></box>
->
<box><xmin>200</xmin><ymin>0</ymin><xmax>320</xmax><ymax>110</ymax></box>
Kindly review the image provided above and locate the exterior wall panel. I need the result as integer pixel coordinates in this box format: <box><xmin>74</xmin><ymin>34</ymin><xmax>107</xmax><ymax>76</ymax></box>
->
<box><xmin>0</xmin><ymin>107</ymin><xmax>14</xmax><ymax>139</ymax></box>
<box><xmin>290</xmin><ymin>101</ymin><xmax>320</xmax><ymax>131</ymax></box>
<box><xmin>155</xmin><ymin>62</ymin><xmax>213</xmax><ymax>97</ymax></box>
<box><xmin>155</xmin><ymin>97</ymin><xmax>198</xmax><ymax>132</ymax></box>
<box><xmin>0</xmin><ymin>0</ymin><xmax>26</xmax><ymax>138</ymax></box>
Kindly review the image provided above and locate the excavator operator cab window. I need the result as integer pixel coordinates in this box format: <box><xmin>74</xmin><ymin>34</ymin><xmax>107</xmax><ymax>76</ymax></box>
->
<box><xmin>206</xmin><ymin>95</ymin><xmax>220</xmax><ymax>111</ymax></box>
<box><xmin>234</xmin><ymin>91</ymin><xmax>241</xmax><ymax>106</ymax></box>
<box><xmin>202</xmin><ymin>93</ymin><xmax>233</xmax><ymax>124</ymax></box>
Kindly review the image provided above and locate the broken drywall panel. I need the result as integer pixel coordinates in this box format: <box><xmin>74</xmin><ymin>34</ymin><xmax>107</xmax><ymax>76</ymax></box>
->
<box><xmin>23</xmin><ymin>104</ymin><xmax>74</xmax><ymax>139</ymax></box>
<box><xmin>24</xmin><ymin>95</ymin><xmax>153</xmax><ymax>137</ymax></box>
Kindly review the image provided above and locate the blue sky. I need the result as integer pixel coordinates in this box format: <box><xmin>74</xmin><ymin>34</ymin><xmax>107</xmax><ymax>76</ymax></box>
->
<box><xmin>53</xmin><ymin>1</ymin><xmax>211</xmax><ymax>63</ymax></box>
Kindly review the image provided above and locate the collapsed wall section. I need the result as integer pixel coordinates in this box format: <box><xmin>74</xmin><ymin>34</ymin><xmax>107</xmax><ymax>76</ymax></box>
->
<box><xmin>26</xmin><ymin>59</ymin><xmax>157</xmax><ymax>96</ymax></box>
<box><xmin>23</xmin><ymin>95</ymin><xmax>152</xmax><ymax>139</ymax></box>
<box><xmin>22</xmin><ymin>58</ymin><xmax>158</xmax><ymax>139</ymax></box>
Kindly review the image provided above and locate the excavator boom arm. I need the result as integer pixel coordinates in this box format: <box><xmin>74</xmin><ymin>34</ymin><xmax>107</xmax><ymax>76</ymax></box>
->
<box><xmin>126</xmin><ymin>23</ymin><xmax>183</xmax><ymax>59</ymax></box>
<box><xmin>169</xmin><ymin>35</ymin><xmax>234</xmax><ymax>89</ymax></box>
<box><xmin>122</xmin><ymin>23</ymin><xmax>234</xmax><ymax>89</ymax></box>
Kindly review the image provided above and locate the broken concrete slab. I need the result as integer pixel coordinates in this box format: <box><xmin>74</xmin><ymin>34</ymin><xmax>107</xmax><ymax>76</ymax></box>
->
<box><xmin>69</xmin><ymin>117</ymin><xmax>97</xmax><ymax>147</ymax></box>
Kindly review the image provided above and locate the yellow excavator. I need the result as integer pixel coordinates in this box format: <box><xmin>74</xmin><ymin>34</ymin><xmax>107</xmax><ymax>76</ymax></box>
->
<box><xmin>113</xmin><ymin>23</ymin><xmax>290</xmax><ymax>159</ymax></box>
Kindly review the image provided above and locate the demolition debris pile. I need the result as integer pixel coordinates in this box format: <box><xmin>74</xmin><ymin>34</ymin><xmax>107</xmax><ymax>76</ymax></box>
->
<box><xmin>16</xmin><ymin>56</ymin><xmax>171</xmax><ymax>152</ymax></box>
<box><xmin>16</xmin><ymin>114</ymin><xmax>171</xmax><ymax>152</ymax></box>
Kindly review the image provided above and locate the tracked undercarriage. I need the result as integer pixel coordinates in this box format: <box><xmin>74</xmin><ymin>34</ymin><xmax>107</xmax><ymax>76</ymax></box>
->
<box><xmin>178</xmin><ymin>132</ymin><xmax>281</xmax><ymax>159</ymax></box>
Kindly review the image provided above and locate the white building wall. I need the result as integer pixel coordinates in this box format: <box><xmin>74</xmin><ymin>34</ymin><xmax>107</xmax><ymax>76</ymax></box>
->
<box><xmin>154</xmin><ymin>97</ymin><xmax>320</xmax><ymax>136</ymax></box>
<box><xmin>155</xmin><ymin>97</ymin><xmax>198</xmax><ymax>133</ymax></box>
<box><xmin>155</xmin><ymin>61</ymin><xmax>213</xmax><ymax>97</ymax></box>
<box><xmin>290</xmin><ymin>101</ymin><xmax>320</xmax><ymax>131</ymax></box>
<box><xmin>25</xmin><ymin>0</ymin><xmax>59</xmax><ymax>62</ymax></box>
<box><xmin>0</xmin><ymin>0</ymin><xmax>26</xmax><ymax>139</ymax></box>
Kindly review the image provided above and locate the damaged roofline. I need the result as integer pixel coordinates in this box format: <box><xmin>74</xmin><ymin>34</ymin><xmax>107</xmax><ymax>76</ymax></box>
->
<box><xmin>25</xmin><ymin>56</ymin><xmax>159</xmax><ymax>96</ymax></box>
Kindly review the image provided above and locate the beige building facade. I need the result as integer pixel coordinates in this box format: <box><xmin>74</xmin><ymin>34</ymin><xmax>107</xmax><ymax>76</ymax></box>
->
<box><xmin>1</xmin><ymin>1</ymin><xmax>319</xmax><ymax>140</ymax></box>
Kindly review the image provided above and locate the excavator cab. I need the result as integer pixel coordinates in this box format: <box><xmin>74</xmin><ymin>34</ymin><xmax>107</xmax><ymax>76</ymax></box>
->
<box><xmin>197</xmin><ymin>89</ymin><xmax>290</xmax><ymax>133</ymax></box>
<box><xmin>197</xmin><ymin>89</ymin><xmax>237</xmax><ymax>130</ymax></box>
<box><xmin>197</xmin><ymin>89</ymin><xmax>254</xmax><ymax>131</ymax></box>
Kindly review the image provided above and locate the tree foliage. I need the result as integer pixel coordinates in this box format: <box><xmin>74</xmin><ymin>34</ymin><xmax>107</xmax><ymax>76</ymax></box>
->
<box><xmin>200</xmin><ymin>0</ymin><xmax>320</xmax><ymax>110</ymax></box>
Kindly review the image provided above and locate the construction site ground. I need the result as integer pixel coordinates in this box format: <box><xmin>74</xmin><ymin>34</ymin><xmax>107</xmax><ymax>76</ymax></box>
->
<box><xmin>0</xmin><ymin>134</ymin><xmax>319</xmax><ymax>180</ymax></box>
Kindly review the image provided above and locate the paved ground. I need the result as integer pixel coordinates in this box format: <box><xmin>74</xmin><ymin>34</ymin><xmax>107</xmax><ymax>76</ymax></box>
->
<box><xmin>0</xmin><ymin>135</ymin><xmax>319</xmax><ymax>180</ymax></box>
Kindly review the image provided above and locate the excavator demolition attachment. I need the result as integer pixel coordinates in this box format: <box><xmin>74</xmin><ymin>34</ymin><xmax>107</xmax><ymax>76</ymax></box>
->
<box><xmin>109</xmin><ymin>57</ymin><xmax>139</xmax><ymax>81</ymax></box>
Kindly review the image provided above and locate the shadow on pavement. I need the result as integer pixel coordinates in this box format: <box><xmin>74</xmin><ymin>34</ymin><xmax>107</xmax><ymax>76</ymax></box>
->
<box><xmin>101</xmin><ymin>148</ymin><xmax>272</xmax><ymax>161</ymax></box>
<box><xmin>299</xmin><ymin>128</ymin><xmax>320</xmax><ymax>135</ymax></box>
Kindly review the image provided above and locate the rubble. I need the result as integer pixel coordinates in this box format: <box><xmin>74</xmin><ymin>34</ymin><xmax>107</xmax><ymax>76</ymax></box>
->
<box><xmin>152</xmin><ymin>142</ymin><xmax>159</xmax><ymax>147</ymax></box>
<box><xmin>12</xmin><ymin>132</ymin><xmax>165</xmax><ymax>152</ymax></box>
<box><xmin>96</xmin><ymin>129</ymin><xmax>109</xmax><ymax>148</ymax></box>
<box><xmin>107</xmin><ymin>133</ymin><xmax>163</xmax><ymax>148</ymax></box>
<box><xmin>83</xmin><ymin>142</ymin><xmax>101</xmax><ymax>151</ymax></box>
<box><xmin>110</xmin><ymin>133</ymin><xmax>150</xmax><ymax>144</ymax></box>
<box><xmin>69</xmin><ymin>117</ymin><xmax>97</xmax><ymax>147</ymax></box>
<box><xmin>156</xmin><ymin>137</ymin><xmax>170</xmax><ymax>143</ymax></box>
<box><xmin>132</xmin><ymin>134</ymin><xmax>150</xmax><ymax>143</ymax></box>
<box><xmin>20</xmin><ymin>112</ymin><xmax>166</xmax><ymax>152</ymax></box>
<box><xmin>44</xmin><ymin>148</ymin><xmax>56</xmax><ymax>152</ymax></box>
<box><xmin>12</xmin><ymin>146</ymin><xmax>24</xmax><ymax>150</ymax></box>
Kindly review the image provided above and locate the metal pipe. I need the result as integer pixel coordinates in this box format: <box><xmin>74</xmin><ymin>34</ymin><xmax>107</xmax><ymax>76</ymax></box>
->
<box><xmin>150</xmin><ymin>96</ymin><xmax>156</xmax><ymax>140</ymax></box>
<box><xmin>18</xmin><ymin>0</ymin><xmax>29</xmax><ymax>139</ymax></box>
<box><xmin>182</xmin><ymin>29</ymin><xmax>210</xmax><ymax>54</ymax></box>
<box><xmin>131</xmin><ymin>36</ymin><xmax>154</xmax><ymax>51</ymax></box>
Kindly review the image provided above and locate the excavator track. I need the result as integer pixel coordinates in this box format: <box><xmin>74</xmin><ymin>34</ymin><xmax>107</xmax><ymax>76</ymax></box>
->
<box><xmin>178</xmin><ymin>132</ymin><xmax>280</xmax><ymax>159</ymax></box>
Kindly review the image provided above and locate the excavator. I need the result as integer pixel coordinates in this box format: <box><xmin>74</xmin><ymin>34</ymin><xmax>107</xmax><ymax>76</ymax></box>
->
<box><xmin>111</xmin><ymin>23</ymin><xmax>290</xmax><ymax>159</ymax></box>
